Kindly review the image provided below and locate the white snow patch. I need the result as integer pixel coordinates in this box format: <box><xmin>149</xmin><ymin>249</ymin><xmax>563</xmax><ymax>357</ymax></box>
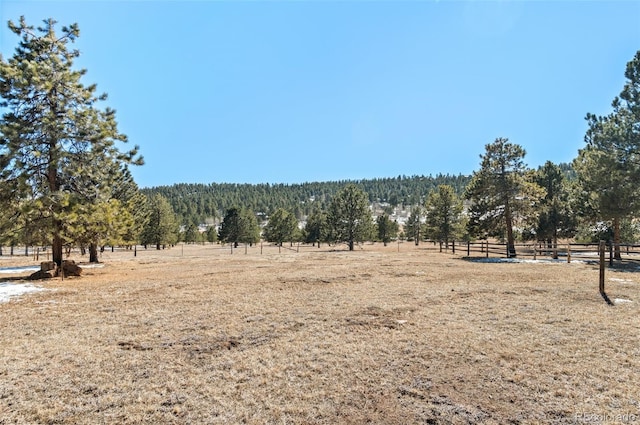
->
<box><xmin>80</xmin><ymin>263</ymin><xmax>105</xmax><ymax>269</ymax></box>
<box><xmin>470</xmin><ymin>258</ymin><xmax>587</xmax><ymax>265</ymax></box>
<box><xmin>614</xmin><ymin>298</ymin><xmax>633</xmax><ymax>304</ymax></box>
<box><xmin>0</xmin><ymin>282</ymin><xmax>47</xmax><ymax>303</ymax></box>
<box><xmin>0</xmin><ymin>263</ymin><xmax>103</xmax><ymax>274</ymax></box>
<box><xmin>0</xmin><ymin>265</ymin><xmax>40</xmax><ymax>274</ymax></box>
<box><xmin>609</xmin><ymin>278</ymin><xmax>633</xmax><ymax>283</ymax></box>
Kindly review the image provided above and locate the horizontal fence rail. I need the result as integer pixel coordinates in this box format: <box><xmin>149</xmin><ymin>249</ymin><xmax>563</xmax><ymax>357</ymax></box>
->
<box><xmin>439</xmin><ymin>240</ymin><xmax>640</xmax><ymax>265</ymax></box>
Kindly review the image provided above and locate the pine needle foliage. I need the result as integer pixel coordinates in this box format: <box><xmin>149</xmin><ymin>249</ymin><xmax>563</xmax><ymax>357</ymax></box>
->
<box><xmin>465</xmin><ymin>138</ymin><xmax>543</xmax><ymax>257</ymax></box>
<box><xmin>0</xmin><ymin>17</ymin><xmax>143</xmax><ymax>265</ymax></box>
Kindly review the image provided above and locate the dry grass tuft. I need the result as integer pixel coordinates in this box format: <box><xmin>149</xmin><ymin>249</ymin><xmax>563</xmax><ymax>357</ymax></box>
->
<box><xmin>1</xmin><ymin>243</ymin><xmax>639</xmax><ymax>424</ymax></box>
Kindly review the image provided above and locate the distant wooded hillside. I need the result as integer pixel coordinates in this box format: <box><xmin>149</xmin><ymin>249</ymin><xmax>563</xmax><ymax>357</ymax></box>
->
<box><xmin>142</xmin><ymin>174</ymin><xmax>472</xmax><ymax>225</ymax></box>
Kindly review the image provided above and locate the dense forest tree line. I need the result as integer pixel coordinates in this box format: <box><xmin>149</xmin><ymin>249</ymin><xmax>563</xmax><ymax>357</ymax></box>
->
<box><xmin>142</xmin><ymin>174</ymin><xmax>471</xmax><ymax>227</ymax></box>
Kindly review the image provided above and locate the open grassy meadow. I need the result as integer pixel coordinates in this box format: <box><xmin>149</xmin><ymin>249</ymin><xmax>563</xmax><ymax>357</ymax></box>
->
<box><xmin>1</xmin><ymin>243</ymin><xmax>639</xmax><ymax>424</ymax></box>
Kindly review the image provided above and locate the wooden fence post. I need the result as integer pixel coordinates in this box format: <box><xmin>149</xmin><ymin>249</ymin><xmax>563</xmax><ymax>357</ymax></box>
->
<box><xmin>599</xmin><ymin>240</ymin><xmax>613</xmax><ymax>305</ymax></box>
<box><xmin>566</xmin><ymin>244</ymin><xmax>571</xmax><ymax>263</ymax></box>
<box><xmin>609</xmin><ymin>242</ymin><xmax>613</xmax><ymax>267</ymax></box>
<box><xmin>486</xmin><ymin>241</ymin><xmax>489</xmax><ymax>258</ymax></box>
<box><xmin>599</xmin><ymin>241</ymin><xmax>605</xmax><ymax>293</ymax></box>
<box><xmin>467</xmin><ymin>241</ymin><xmax>470</xmax><ymax>257</ymax></box>
<box><xmin>452</xmin><ymin>241</ymin><xmax>455</xmax><ymax>254</ymax></box>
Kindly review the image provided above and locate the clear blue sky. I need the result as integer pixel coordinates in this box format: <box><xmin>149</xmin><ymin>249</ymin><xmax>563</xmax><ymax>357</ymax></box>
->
<box><xmin>1</xmin><ymin>1</ymin><xmax>639</xmax><ymax>188</ymax></box>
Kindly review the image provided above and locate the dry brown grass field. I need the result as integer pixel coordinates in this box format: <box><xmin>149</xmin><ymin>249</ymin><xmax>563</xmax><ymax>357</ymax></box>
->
<box><xmin>1</xmin><ymin>243</ymin><xmax>639</xmax><ymax>424</ymax></box>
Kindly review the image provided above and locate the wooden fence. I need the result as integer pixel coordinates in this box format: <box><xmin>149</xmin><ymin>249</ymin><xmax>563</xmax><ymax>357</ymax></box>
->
<box><xmin>437</xmin><ymin>240</ymin><xmax>640</xmax><ymax>265</ymax></box>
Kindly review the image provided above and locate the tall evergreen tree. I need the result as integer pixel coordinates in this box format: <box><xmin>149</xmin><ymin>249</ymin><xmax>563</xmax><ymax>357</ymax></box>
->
<box><xmin>327</xmin><ymin>184</ymin><xmax>373</xmax><ymax>251</ymax></box>
<box><xmin>218</xmin><ymin>207</ymin><xmax>260</xmax><ymax>247</ymax></box>
<box><xmin>205</xmin><ymin>226</ymin><xmax>218</xmax><ymax>243</ymax></box>
<box><xmin>218</xmin><ymin>207</ymin><xmax>243</xmax><ymax>248</ymax></box>
<box><xmin>0</xmin><ymin>17</ymin><xmax>142</xmax><ymax>266</ymax></box>
<box><xmin>534</xmin><ymin>161</ymin><xmax>576</xmax><ymax>257</ymax></box>
<box><xmin>376</xmin><ymin>213</ymin><xmax>398</xmax><ymax>246</ymax></box>
<box><xmin>64</xmin><ymin>159</ymin><xmax>143</xmax><ymax>262</ymax></box>
<box><xmin>141</xmin><ymin>194</ymin><xmax>179</xmax><ymax>250</ymax></box>
<box><xmin>182</xmin><ymin>223</ymin><xmax>200</xmax><ymax>244</ymax></box>
<box><xmin>573</xmin><ymin>51</ymin><xmax>640</xmax><ymax>259</ymax></box>
<box><xmin>303</xmin><ymin>207</ymin><xmax>328</xmax><ymax>246</ymax></box>
<box><xmin>263</xmin><ymin>208</ymin><xmax>297</xmax><ymax>247</ymax></box>
<box><xmin>465</xmin><ymin>138</ymin><xmax>543</xmax><ymax>257</ymax></box>
<box><xmin>404</xmin><ymin>206</ymin><xmax>423</xmax><ymax>245</ymax></box>
<box><xmin>424</xmin><ymin>185</ymin><xmax>466</xmax><ymax>249</ymax></box>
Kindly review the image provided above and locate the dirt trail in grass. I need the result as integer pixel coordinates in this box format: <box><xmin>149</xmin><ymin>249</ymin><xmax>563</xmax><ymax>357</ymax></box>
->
<box><xmin>1</xmin><ymin>243</ymin><xmax>638</xmax><ymax>424</ymax></box>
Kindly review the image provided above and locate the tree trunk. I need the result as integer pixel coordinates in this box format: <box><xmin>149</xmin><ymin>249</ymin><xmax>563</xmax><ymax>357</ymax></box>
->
<box><xmin>156</xmin><ymin>243</ymin><xmax>161</xmax><ymax>250</ymax></box>
<box><xmin>52</xmin><ymin>225</ymin><xmax>63</xmax><ymax>268</ymax></box>
<box><xmin>504</xmin><ymin>205</ymin><xmax>516</xmax><ymax>258</ymax></box>
<box><xmin>552</xmin><ymin>230</ymin><xmax>559</xmax><ymax>259</ymax></box>
<box><xmin>613</xmin><ymin>217</ymin><xmax>622</xmax><ymax>260</ymax></box>
<box><xmin>349</xmin><ymin>240</ymin><xmax>354</xmax><ymax>251</ymax></box>
<box><xmin>89</xmin><ymin>243</ymin><xmax>99</xmax><ymax>263</ymax></box>
<box><xmin>47</xmin><ymin>137</ymin><xmax>65</xmax><ymax>266</ymax></box>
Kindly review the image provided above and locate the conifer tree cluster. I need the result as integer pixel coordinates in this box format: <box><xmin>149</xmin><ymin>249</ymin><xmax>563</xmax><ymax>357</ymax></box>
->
<box><xmin>0</xmin><ymin>18</ymin><xmax>143</xmax><ymax>265</ymax></box>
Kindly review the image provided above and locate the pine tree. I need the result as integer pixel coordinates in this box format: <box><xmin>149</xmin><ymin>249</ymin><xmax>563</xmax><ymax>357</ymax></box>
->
<box><xmin>424</xmin><ymin>185</ymin><xmax>466</xmax><ymax>249</ymax></box>
<box><xmin>141</xmin><ymin>194</ymin><xmax>179</xmax><ymax>250</ymax></box>
<box><xmin>63</xmin><ymin>159</ymin><xmax>143</xmax><ymax>262</ymax></box>
<box><xmin>218</xmin><ymin>207</ymin><xmax>260</xmax><ymax>247</ymax></box>
<box><xmin>573</xmin><ymin>51</ymin><xmax>640</xmax><ymax>259</ymax></box>
<box><xmin>263</xmin><ymin>208</ymin><xmax>297</xmax><ymax>247</ymax></box>
<box><xmin>0</xmin><ymin>17</ymin><xmax>142</xmax><ymax>266</ymax></box>
<box><xmin>182</xmin><ymin>223</ymin><xmax>200</xmax><ymax>244</ymax></box>
<box><xmin>218</xmin><ymin>207</ymin><xmax>243</xmax><ymax>248</ymax></box>
<box><xmin>534</xmin><ymin>161</ymin><xmax>576</xmax><ymax>257</ymax></box>
<box><xmin>465</xmin><ymin>138</ymin><xmax>543</xmax><ymax>257</ymax></box>
<box><xmin>205</xmin><ymin>226</ymin><xmax>218</xmax><ymax>243</ymax></box>
<box><xmin>376</xmin><ymin>214</ymin><xmax>398</xmax><ymax>246</ymax></box>
<box><xmin>404</xmin><ymin>206</ymin><xmax>423</xmax><ymax>245</ymax></box>
<box><xmin>327</xmin><ymin>184</ymin><xmax>373</xmax><ymax>251</ymax></box>
<box><xmin>303</xmin><ymin>207</ymin><xmax>328</xmax><ymax>246</ymax></box>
